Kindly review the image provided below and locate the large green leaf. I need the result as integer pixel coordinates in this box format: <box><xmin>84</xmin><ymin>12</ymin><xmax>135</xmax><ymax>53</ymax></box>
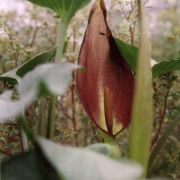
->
<box><xmin>115</xmin><ymin>38</ymin><xmax>138</xmax><ymax>71</ymax></box>
<box><xmin>115</xmin><ymin>38</ymin><xmax>180</xmax><ymax>79</ymax></box>
<box><xmin>152</xmin><ymin>57</ymin><xmax>180</xmax><ymax>78</ymax></box>
<box><xmin>27</xmin><ymin>0</ymin><xmax>90</xmax><ymax>24</ymax></box>
<box><xmin>16</xmin><ymin>46</ymin><xmax>56</xmax><ymax>77</ymax></box>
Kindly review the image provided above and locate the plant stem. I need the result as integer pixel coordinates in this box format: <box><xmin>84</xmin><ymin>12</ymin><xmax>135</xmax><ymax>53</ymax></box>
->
<box><xmin>48</xmin><ymin>19</ymin><xmax>68</xmax><ymax>140</ymax></box>
<box><xmin>55</xmin><ymin>20</ymin><xmax>68</xmax><ymax>63</ymax></box>
<box><xmin>71</xmin><ymin>72</ymin><xmax>78</xmax><ymax>146</ymax></box>
<box><xmin>18</xmin><ymin>116</ymin><xmax>36</xmax><ymax>144</ymax></box>
<box><xmin>38</xmin><ymin>98</ymin><xmax>47</xmax><ymax>136</ymax></box>
<box><xmin>128</xmin><ymin>0</ymin><xmax>153</xmax><ymax>177</ymax></box>
<box><xmin>100</xmin><ymin>131</ymin><xmax>114</xmax><ymax>144</ymax></box>
<box><xmin>20</xmin><ymin>126</ymin><xmax>29</xmax><ymax>151</ymax></box>
<box><xmin>100</xmin><ymin>131</ymin><xmax>121</xmax><ymax>159</ymax></box>
<box><xmin>151</xmin><ymin>74</ymin><xmax>172</xmax><ymax>148</ymax></box>
<box><xmin>47</xmin><ymin>96</ymin><xmax>56</xmax><ymax>139</ymax></box>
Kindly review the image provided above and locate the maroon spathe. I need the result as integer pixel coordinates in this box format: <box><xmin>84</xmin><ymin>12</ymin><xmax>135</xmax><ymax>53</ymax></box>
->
<box><xmin>76</xmin><ymin>0</ymin><xmax>134</xmax><ymax>136</ymax></box>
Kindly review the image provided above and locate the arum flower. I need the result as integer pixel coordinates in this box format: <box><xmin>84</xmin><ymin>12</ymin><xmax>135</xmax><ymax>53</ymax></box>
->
<box><xmin>76</xmin><ymin>0</ymin><xmax>134</xmax><ymax>136</ymax></box>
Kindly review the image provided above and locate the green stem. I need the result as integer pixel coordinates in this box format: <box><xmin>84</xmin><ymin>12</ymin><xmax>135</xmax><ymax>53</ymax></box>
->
<box><xmin>55</xmin><ymin>20</ymin><xmax>68</xmax><ymax>63</ymax></box>
<box><xmin>20</xmin><ymin>126</ymin><xmax>29</xmax><ymax>151</ymax></box>
<box><xmin>38</xmin><ymin>98</ymin><xmax>47</xmax><ymax>136</ymax></box>
<box><xmin>128</xmin><ymin>0</ymin><xmax>153</xmax><ymax>177</ymax></box>
<box><xmin>100</xmin><ymin>131</ymin><xmax>115</xmax><ymax>144</ymax></box>
<box><xmin>48</xmin><ymin>19</ymin><xmax>68</xmax><ymax>140</ymax></box>
<box><xmin>18</xmin><ymin>116</ymin><xmax>36</xmax><ymax>144</ymax></box>
<box><xmin>100</xmin><ymin>131</ymin><xmax>121</xmax><ymax>159</ymax></box>
<box><xmin>47</xmin><ymin>96</ymin><xmax>56</xmax><ymax>139</ymax></box>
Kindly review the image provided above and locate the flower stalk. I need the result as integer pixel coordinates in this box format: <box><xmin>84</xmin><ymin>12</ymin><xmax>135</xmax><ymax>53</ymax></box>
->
<box><xmin>47</xmin><ymin>19</ymin><xmax>68</xmax><ymax>139</ymax></box>
<box><xmin>128</xmin><ymin>0</ymin><xmax>153</xmax><ymax>176</ymax></box>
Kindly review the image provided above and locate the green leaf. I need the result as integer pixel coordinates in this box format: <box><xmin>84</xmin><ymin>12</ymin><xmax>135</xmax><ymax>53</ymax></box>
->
<box><xmin>0</xmin><ymin>68</ymin><xmax>20</xmax><ymax>84</ymax></box>
<box><xmin>38</xmin><ymin>138</ymin><xmax>142</xmax><ymax>180</ymax></box>
<box><xmin>0</xmin><ymin>77</ymin><xmax>18</xmax><ymax>85</ymax></box>
<box><xmin>1</xmin><ymin>149</ymin><xmax>61</xmax><ymax>180</ymax></box>
<box><xmin>152</xmin><ymin>57</ymin><xmax>180</xmax><ymax>78</ymax></box>
<box><xmin>0</xmin><ymin>47</ymin><xmax>56</xmax><ymax>84</ymax></box>
<box><xmin>16</xmin><ymin>46</ymin><xmax>56</xmax><ymax>77</ymax></box>
<box><xmin>115</xmin><ymin>38</ymin><xmax>138</xmax><ymax>71</ymax></box>
<box><xmin>27</xmin><ymin>0</ymin><xmax>90</xmax><ymax>24</ymax></box>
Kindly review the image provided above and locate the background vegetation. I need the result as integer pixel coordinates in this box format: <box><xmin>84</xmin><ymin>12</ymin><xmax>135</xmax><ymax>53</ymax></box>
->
<box><xmin>0</xmin><ymin>0</ymin><xmax>179</xmax><ymax>179</ymax></box>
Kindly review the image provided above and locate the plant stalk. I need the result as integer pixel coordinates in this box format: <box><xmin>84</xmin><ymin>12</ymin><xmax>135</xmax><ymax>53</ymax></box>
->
<box><xmin>38</xmin><ymin>98</ymin><xmax>47</xmax><ymax>136</ymax></box>
<box><xmin>55</xmin><ymin>20</ymin><xmax>68</xmax><ymax>63</ymax></box>
<box><xmin>128</xmin><ymin>0</ymin><xmax>153</xmax><ymax>177</ymax></box>
<box><xmin>47</xmin><ymin>96</ymin><xmax>56</xmax><ymax>139</ymax></box>
<box><xmin>20</xmin><ymin>127</ymin><xmax>29</xmax><ymax>151</ymax></box>
<box><xmin>18</xmin><ymin>116</ymin><xmax>36</xmax><ymax>144</ymax></box>
<box><xmin>47</xmin><ymin>19</ymin><xmax>68</xmax><ymax>140</ymax></box>
<box><xmin>100</xmin><ymin>131</ymin><xmax>121</xmax><ymax>159</ymax></box>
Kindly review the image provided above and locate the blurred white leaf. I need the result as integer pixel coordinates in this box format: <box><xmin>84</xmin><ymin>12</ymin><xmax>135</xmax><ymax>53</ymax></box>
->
<box><xmin>38</xmin><ymin>138</ymin><xmax>142</xmax><ymax>180</ymax></box>
<box><xmin>0</xmin><ymin>62</ymin><xmax>78</xmax><ymax>123</ymax></box>
<box><xmin>19</xmin><ymin>62</ymin><xmax>79</xmax><ymax>98</ymax></box>
<box><xmin>0</xmin><ymin>91</ymin><xmax>32</xmax><ymax>123</ymax></box>
<box><xmin>86</xmin><ymin>143</ymin><xmax>112</xmax><ymax>157</ymax></box>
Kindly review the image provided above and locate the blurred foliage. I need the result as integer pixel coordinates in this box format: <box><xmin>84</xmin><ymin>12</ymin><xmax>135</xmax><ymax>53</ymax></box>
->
<box><xmin>152</xmin><ymin>0</ymin><xmax>180</xmax><ymax>60</ymax></box>
<box><xmin>0</xmin><ymin>0</ymin><xmax>179</xmax><ymax>179</ymax></box>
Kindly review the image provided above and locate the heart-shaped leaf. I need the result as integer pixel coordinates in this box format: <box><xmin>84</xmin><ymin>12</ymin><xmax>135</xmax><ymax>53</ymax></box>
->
<box><xmin>27</xmin><ymin>0</ymin><xmax>90</xmax><ymax>24</ymax></box>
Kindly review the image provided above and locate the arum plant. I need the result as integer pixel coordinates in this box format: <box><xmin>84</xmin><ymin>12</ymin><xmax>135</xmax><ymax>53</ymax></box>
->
<box><xmin>76</xmin><ymin>0</ymin><xmax>134</xmax><ymax>136</ymax></box>
<box><xmin>0</xmin><ymin>62</ymin><xmax>143</xmax><ymax>179</ymax></box>
<box><xmin>128</xmin><ymin>0</ymin><xmax>153</xmax><ymax>177</ymax></box>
